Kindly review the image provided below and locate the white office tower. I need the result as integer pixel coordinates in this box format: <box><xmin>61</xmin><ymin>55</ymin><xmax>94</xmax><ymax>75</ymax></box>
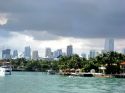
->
<box><xmin>45</xmin><ymin>48</ymin><xmax>52</xmax><ymax>58</ymax></box>
<box><xmin>32</xmin><ymin>50</ymin><xmax>39</xmax><ymax>60</ymax></box>
<box><xmin>24</xmin><ymin>46</ymin><xmax>31</xmax><ymax>60</ymax></box>
<box><xmin>67</xmin><ymin>45</ymin><xmax>73</xmax><ymax>56</ymax></box>
<box><xmin>89</xmin><ymin>50</ymin><xmax>96</xmax><ymax>58</ymax></box>
<box><xmin>104</xmin><ymin>38</ymin><xmax>114</xmax><ymax>52</ymax></box>
<box><xmin>13</xmin><ymin>50</ymin><xmax>18</xmax><ymax>59</ymax></box>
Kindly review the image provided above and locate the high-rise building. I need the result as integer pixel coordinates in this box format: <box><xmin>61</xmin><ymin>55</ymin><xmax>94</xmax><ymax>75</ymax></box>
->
<box><xmin>32</xmin><ymin>50</ymin><xmax>39</xmax><ymax>60</ymax></box>
<box><xmin>53</xmin><ymin>51</ymin><xmax>58</xmax><ymax>58</ymax></box>
<box><xmin>104</xmin><ymin>38</ymin><xmax>114</xmax><ymax>52</ymax></box>
<box><xmin>81</xmin><ymin>53</ymin><xmax>86</xmax><ymax>58</ymax></box>
<box><xmin>67</xmin><ymin>45</ymin><xmax>73</xmax><ymax>56</ymax></box>
<box><xmin>2</xmin><ymin>49</ymin><xmax>11</xmax><ymax>59</ymax></box>
<box><xmin>122</xmin><ymin>48</ymin><xmax>125</xmax><ymax>54</ymax></box>
<box><xmin>45</xmin><ymin>48</ymin><xmax>52</xmax><ymax>58</ymax></box>
<box><xmin>89</xmin><ymin>50</ymin><xmax>96</xmax><ymax>58</ymax></box>
<box><xmin>53</xmin><ymin>49</ymin><xmax>62</xmax><ymax>58</ymax></box>
<box><xmin>24</xmin><ymin>46</ymin><xmax>31</xmax><ymax>59</ymax></box>
<box><xmin>13</xmin><ymin>50</ymin><xmax>18</xmax><ymax>59</ymax></box>
<box><xmin>56</xmin><ymin>49</ymin><xmax>62</xmax><ymax>57</ymax></box>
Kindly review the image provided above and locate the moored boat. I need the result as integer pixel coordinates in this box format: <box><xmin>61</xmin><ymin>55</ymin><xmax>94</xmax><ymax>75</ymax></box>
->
<box><xmin>1</xmin><ymin>65</ymin><xmax>12</xmax><ymax>75</ymax></box>
<box><xmin>47</xmin><ymin>69</ymin><xmax>56</xmax><ymax>75</ymax></box>
<box><xmin>0</xmin><ymin>61</ymin><xmax>12</xmax><ymax>75</ymax></box>
<box><xmin>0</xmin><ymin>67</ymin><xmax>5</xmax><ymax>77</ymax></box>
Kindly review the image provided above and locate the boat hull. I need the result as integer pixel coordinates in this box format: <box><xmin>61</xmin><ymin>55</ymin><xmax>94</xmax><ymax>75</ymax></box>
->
<box><xmin>0</xmin><ymin>67</ymin><xmax>5</xmax><ymax>77</ymax></box>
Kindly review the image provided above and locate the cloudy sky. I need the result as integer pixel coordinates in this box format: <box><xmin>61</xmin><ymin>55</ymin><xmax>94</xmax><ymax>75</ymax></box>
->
<box><xmin>0</xmin><ymin>0</ymin><xmax>125</xmax><ymax>57</ymax></box>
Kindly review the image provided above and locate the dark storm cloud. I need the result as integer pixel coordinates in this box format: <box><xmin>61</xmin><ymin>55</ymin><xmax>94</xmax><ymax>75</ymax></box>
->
<box><xmin>0</xmin><ymin>0</ymin><xmax>125</xmax><ymax>40</ymax></box>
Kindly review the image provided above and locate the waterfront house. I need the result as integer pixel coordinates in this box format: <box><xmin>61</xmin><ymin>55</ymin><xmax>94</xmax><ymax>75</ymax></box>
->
<box><xmin>120</xmin><ymin>62</ymin><xmax>125</xmax><ymax>73</ymax></box>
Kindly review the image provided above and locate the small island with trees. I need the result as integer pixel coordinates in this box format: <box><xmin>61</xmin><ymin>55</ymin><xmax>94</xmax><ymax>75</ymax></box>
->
<box><xmin>1</xmin><ymin>51</ymin><xmax>125</xmax><ymax>78</ymax></box>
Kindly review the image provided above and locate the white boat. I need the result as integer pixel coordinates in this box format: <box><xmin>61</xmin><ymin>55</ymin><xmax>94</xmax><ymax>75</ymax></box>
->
<box><xmin>1</xmin><ymin>66</ymin><xmax>12</xmax><ymax>75</ymax></box>
<box><xmin>47</xmin><ymin>70</ymin><xmax>56</xmax><ymax>75</ymax></box>
<box><xmin>0</xmin><ymin>67</ymin><xmax>5</xmax><ymax>77</ymax></box>
<box><xmin>0</xmin><ymin>61</ymin><xmax>12</xmax><ymax>76</ymax></box>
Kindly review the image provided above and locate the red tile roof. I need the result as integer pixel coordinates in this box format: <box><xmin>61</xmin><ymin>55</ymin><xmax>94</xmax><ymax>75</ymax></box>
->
<box><xmin>120</xmin><ymin>62</ymin><xmax>125</xmax><ymax>65</ymax></box>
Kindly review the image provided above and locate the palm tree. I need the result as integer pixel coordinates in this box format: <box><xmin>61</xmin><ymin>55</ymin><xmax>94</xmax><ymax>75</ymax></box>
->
<box><xmin>96</xmin><ymin>51</ymin><xmax>125</xmax><ymax>74</ymax></box>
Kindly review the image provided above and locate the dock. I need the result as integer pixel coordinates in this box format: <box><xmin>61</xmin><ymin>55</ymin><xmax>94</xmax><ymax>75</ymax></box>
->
<box><xmin>113</xmin><ymin>74</ymin><xmax>125</xmax><ymax>78</ymax></box>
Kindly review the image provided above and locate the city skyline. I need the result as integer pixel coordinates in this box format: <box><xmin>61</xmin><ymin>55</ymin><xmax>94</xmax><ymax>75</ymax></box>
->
<box><xmin>0</xmin><ymin>0</ymin><xmax>125</xmax><ymax>58</ymax></box>
<box><xmin>0</xmin><ymin>1</ymin><xmax>125</xmax><ymax>93</ymax></box>
<box><xmin>1</xmin><ymin>38</ymin><xmax>125</xmax><ymax>59</ymax></box>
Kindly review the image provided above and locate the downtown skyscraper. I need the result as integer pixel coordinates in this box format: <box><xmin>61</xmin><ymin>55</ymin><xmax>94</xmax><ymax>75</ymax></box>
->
<box><xmin>67</xmin><ymin>45</ymin><xmax>73</xmax><ymax>56</ymax></box>
<box><xmin>53</xmin><ymin>49</ymin><xmax>62</xmax><ymax>58</ymax></box>
<box><xmin>89</xmin><ymin>50</ymin><xmax>96</xmax><ymax>58</ymax></box>
<box><xmin>104</xmin><ymin>38</ymin><xmax>114</xmax><ymax>52</ymax></box>
<box><xmin>24</xmin><ymin>46</ymin><xmax>31</xmax><ymax>59</ymax></box>
<box><xmin>12</xmin><ymin>50</ymin><xmax>18</xmax><ymax>59</ymax></box>
<box><xmin>2</xmin><ymin>49</ymin><xmax>11</xmax><ymax>59</ymax></box>
<box><xmin>45</xmin><ymin>48</ymin><xmax>52</xmax><ymax>58</ymax></box>
<box><xmin>32</xmin><ymin>50</ymin><xmax>39</xmax><ymax>60</ymax></box>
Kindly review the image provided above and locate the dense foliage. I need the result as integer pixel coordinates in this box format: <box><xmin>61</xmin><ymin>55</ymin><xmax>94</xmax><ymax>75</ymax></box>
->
<box><xmin>5</xmin><ymin>51</ymin><xmax>125</xmax><ymax>74</ymax></box>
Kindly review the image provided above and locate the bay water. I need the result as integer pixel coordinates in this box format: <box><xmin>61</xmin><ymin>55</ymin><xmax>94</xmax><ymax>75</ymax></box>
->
<box><xmin>0</xmin><ymin>72</ymin><xmax>125</xmax><ymax>93</ymax></box>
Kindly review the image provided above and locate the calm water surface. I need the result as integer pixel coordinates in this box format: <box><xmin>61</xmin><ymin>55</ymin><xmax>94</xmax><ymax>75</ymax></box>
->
<box><xmin>0</xmin><ymin>72</ymin><xmax>125</xmax><ymax>93</ymax></box>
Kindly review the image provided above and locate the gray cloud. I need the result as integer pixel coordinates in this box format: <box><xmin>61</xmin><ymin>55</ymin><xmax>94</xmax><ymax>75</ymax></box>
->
<box><xmin>0</xmin><ymin>30</ymin><xmax>11</xmax><ymax>37</ymax></box>
<box><xmin>0</xmin><ymin>0</ymin><xmax>125</xmax><ymax>40</ymax></box>
<box><xmin>22</xmin><ymin>30</ymin><xmax>60</xmax><ymax>40</ymax></box>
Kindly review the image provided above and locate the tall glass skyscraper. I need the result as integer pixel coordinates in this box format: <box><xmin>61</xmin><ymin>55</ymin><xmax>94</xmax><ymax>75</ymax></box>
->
<box><xmin>67</xmin><ymin>45</ymin><xmax>73</xmax><ymax>56</ymax></box>
<box><xmin>2</xmin><ymin>49</ymin><xmax>11</xmax><ymax>59</ymax></box>
<box><xmin>45</xmin><ymin>48</ymin><xmax>52</xmax><ymax>58</ymax></box>
<box><xmin>122</xmin><ymin>48</ymin><xmax>125</xmax><ymax>54</ymax></box>
<box><xmin>53</xmin><ymin>49</ymin><xmax>62</xmax><ymax>58</ymax></box>
<box><xmin>24</xmin><ymin>46</ymin><xmax>31</xmax><ymax>59</ymax></box>
<box><xmin>13</xmin><ymin>50</ymin><xmax>18</xmax><ymax>58</ymax></box>
<box><xmin>104</xmin><ymin>38</ymin><xmax>114</xmax><ymax>52</ymax></box>
<box><xmin>89</xmin><ymin>50</ymin><xmax>96</xmax><ymax>58</ymax></box>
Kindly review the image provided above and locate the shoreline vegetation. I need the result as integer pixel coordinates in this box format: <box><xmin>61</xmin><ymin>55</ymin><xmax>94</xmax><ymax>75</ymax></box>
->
<box><xmin>1</xmin><ymin>51</ymin><xmax>125</xmax><ymax>78</ymax></box>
